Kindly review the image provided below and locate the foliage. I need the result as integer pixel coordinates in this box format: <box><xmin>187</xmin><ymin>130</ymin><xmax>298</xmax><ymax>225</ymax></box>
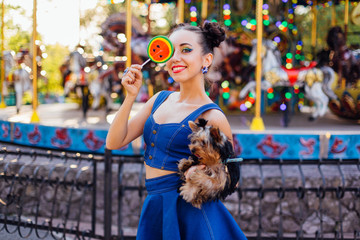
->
<box><xmin>7</xmin><ymin>31</ymin><xmax>32</xmax><ymax>52</ymax></box>
<box><xmin>2</xmin><ymin>4</ymin><xmax>34</xmax><ymax>52</ymax></box>
<box><xmin>41</xmin><ymin>44</ymin><xmax>69</xmax><ymax>94</ymax></box>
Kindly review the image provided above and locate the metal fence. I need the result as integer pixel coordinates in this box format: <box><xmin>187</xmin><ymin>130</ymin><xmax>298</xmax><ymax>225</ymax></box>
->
<box><xmin>0</xmin><ymin>145</ymin><xmax>102</xmax><ymax>239</ymax></box>
<box><xmin>1</xmin><ymin>144</ymin><xmax>360</xmax><ymax>240</ymax></box>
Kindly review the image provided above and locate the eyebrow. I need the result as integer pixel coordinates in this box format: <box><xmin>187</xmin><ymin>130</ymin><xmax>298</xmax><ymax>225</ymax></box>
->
<box><xmin>180</xmin><ymin>43</ymin><xmax>193</xmax><ymax>47</ymax></box>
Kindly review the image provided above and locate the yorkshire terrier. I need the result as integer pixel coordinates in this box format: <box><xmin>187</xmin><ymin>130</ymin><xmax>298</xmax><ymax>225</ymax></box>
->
<box><xmin>178</xmin><ymin>118</ymin><xmax>240</xmax><ymax>209</ymax></box>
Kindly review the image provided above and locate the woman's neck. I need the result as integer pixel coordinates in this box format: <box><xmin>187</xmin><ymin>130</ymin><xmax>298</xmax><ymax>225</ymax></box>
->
<box><xmin>177</xmin><ymin>77</ymin><xmax>208</xmax><ymax>104</ymax></box>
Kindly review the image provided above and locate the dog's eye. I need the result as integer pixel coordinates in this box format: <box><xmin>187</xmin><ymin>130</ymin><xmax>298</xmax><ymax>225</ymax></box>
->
<box><xmin>201</xmin><ymin>140</ymin><xmax>206</xmax><ymax>145</ymax></box>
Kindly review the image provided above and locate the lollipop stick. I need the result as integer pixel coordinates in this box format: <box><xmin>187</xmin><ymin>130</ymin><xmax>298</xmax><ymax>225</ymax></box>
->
<box><xmin>123</xmin><ymin>58</ymin><xmax>152</xmax><ymax>76</ymax></box>
<box><xmin>140</xmin><ymin>58</ymin><xmax>151</xmax><ymax>68</ymax></box>
<box><xmin>141</xmin><ymin>49</ymin><xmax>165</xmax><ymax>68</ymax></box>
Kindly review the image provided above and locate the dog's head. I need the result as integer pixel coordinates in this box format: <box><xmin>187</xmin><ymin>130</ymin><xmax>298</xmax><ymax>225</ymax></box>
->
<box><xmin>188</xmin><ymin>118</ymin><xmax>234</xmax><ymax>165</ymax></box>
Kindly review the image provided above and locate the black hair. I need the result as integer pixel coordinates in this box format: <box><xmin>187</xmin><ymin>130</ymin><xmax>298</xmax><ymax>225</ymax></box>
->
<box><xmin>169</xmin><ymin>21</ymin><xmax>226</xmax><ymax>55</ymax></box>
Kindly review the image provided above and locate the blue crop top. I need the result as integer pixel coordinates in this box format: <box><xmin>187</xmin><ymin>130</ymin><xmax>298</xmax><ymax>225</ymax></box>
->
<box><xmin>143</xmin><ymin>90</ymin><xmax>223</xmax><ymax>171</ymax></box>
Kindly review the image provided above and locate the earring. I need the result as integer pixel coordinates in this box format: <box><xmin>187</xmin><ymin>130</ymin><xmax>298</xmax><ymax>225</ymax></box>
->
<box><xmin>202</xmin><ymin>66</ymin><xmax>208</xmax><ymax>74</ymax></box>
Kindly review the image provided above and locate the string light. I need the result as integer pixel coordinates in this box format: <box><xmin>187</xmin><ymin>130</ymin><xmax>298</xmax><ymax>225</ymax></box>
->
<box><xmin>190</xmin><ymin>6</ymin><xmax>197</xmax><ymax>26</ymax></box>
<box><xmin>280</xmin><ymin>103</ymin><xmax>287</xmax><ymax>111</ymax></box>
<box><xmin>267</xmin><ymin>87</ymin><xmax>274</xmax><ymax>99</ymax></box>
<box><xmin>221</xmin><ymin>81</ymin><xmax>230</xmax><ymax>100</ymax></box>
<box><xmin>263</xmin><ymin>4</ymin><xmax>270</xmax><ymax>26</ymax></box>
<box><xmin>294</xmin><ymin>85</ymin><xmax>300</xmax><ymax>94</ymax></box>
<box><xmin>223</xmin><ymin>4</ymin><xmax>232</xmax><ymax>26</ymax></box>
<box><xmin>295</xmin><ymin>41</ymin><xmax>305</xmax><ymax>62</ymax></box>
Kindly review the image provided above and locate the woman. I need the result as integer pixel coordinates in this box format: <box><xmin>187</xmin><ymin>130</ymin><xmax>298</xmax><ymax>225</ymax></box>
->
<box><xmin>106</xmin><ymin>22</ymin><xmax>247</xmax><ymax>240</ymax></box>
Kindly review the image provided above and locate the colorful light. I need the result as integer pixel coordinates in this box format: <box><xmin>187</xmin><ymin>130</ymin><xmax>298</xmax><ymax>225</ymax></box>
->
<box><xmin>221</xmin><ymin>80</ymin><xmax>229</xmax><ymax>88</ymax></box>
<box><xmin>190</xmin><ymin>6</ymin><xmax>197</xmax><ymax>26</ymax></box>
<box><xmin>223</xmin><ymin>88</ymin><xmax>230</xmax><ymax>94</ymax></box>
<box><xmin>245</xmin><ymin>101</ymin><xmax>253</xmax><ymax>108</ymax></box>
<box><xmin>294</xmin><ymin>41</ymin><xmax>304</xmax><ymax>63</ymax></box>
<box><xmin>285</xmin><ymin>92</ymin><xmax>292</xmax><ymax>99</ymax></box>
<box><xmin>223</xmin><ymin>3</ymin><xmax>230</xmax><ymax>10</ymax></box>
<box><xmin>223</xmin><ymin>92</ymin><xmax>230</xmax><ymax>99</ymax></box>
<box><xmin>223</xmin><ymin>4</ymin><xmax>232</xmax><ymax>26</ymax></box>
<box><xmin>262</xmin><ymin>4</ymin><xmax>270</xmax><ymax>27</ymax></box>
<box><xmin>280</xmin><ymin>103</ymin><xmax>287</xmax><ymax>111</ymax></box>
<box><xmin>240</xmin><ymin>104</ymin><xmax>247</xmax><ymax>111</ymax></box>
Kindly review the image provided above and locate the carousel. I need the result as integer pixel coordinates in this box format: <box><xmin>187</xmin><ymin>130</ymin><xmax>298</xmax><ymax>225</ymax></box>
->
<box><xmin>0</xmin><ymin>0</ymin><xmax>359</xmax><ymax>159</ymax></box>
<box><xmin>0</xmin><ymin>1</ymin><xmax>360</xmax><ymax>240</ymax></box>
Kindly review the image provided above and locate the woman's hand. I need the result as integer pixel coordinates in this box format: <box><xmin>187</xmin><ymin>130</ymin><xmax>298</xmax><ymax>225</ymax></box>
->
<box><xmin>121</xmin><ymin>64</ymin><xmax>143</xmax><ymax>99</ymax></box>
<box><xmin>184</xmin><ymin>164</ymin><xmax>206</xmax><ymax>180</ymax></box>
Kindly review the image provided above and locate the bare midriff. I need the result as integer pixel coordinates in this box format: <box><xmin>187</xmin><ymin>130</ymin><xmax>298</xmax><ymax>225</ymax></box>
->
<box><xmin>144</xmin><ymin>162</ymin><xmax>177</xmax><ymax>179</ymax></box>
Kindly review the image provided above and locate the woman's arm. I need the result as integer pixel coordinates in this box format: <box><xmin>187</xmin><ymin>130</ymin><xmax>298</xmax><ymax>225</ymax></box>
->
<box><xmin>106</xmin><ymin>64</ymin><xmax>159</xmax><ymax>150</ymax></box>
<box><xmin>184</xmin><ymin>109</ymin><xmax>233</xmax><ymax>180</ymax></box>
<box><xmin>202</xmin><ymin>110</ymin><xmax>233</xmax><ymax>146</ymax></box>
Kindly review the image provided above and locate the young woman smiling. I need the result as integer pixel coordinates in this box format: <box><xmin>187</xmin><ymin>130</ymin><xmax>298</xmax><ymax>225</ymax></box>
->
<box><xmin>106</xmin><ymin>22</ymin><xmax>247</xmax><ymax>240</ymax></box>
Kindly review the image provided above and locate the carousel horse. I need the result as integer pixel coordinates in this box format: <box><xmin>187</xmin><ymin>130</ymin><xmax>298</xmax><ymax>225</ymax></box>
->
<box><xmin>88</xmin><ymin>57</ymin><xmax>124</xmax><ymax>111</ymax></box>
<box><xmin>12</xmin><ymin>63</ymin><xmax>32</xmax><ymax>114</ymax></box>
<box><xmin>62</xmin><ymin>49</ymin><xmax>89</xmax><ymax>118</ymax></box>
<box><xmin>317</xmin><ymin>26</ymin><xmax>360</xmax><ymax>88</ymax></box>
<box><xmin>6</xmin><ymin>50</ymin><xmax>33</xmax><ymax>113</ymax></box>
<box><xmin>63</xmin><ymin>50</ymin><xmax>87</xmax><ymax>95</ymax></box>
<box><xmin>239</xmin><ymin>39</ymin><xmax>337</xmax><ymax>120</ymax></box>
<box><xmin>1</xmin><ymin>51</ymin><xmax>16</xmax><ymax>96</ymax></box>
<box><xmin>316</xmin><ymin>27</ymin><xmax>360</xmax><ymax>120</ymax></box>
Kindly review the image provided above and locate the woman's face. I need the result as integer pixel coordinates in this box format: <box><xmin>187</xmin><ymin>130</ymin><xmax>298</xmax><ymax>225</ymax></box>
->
<box><xmin>166</xmin><ymin>29</ymin><xmax>210</xmax><ymax>83</ymax></box>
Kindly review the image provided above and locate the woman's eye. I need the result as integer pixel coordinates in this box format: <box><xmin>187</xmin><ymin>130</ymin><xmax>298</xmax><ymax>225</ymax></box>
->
<box><xmin>182</xmin><ymin>48</ymin><xmax>193</xmax><ymax>53</ymax></box>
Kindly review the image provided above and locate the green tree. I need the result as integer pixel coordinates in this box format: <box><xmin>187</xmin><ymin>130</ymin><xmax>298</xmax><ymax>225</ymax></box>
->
<box><xmin>7</xmin><ymin>30</ymin><xmax>32</xmax><ymax>52</ymax></box>
<box><xmin>2</xmin><ymin>4</ymin><xmax>35</xmax><ymax>52</ymax></box>
<box><xmin>41</xmin><ymin>43</ymin><xmax>69</xmax><ymax>94</ymax></box>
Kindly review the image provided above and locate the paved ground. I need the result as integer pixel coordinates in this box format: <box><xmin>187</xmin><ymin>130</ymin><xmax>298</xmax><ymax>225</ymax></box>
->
<box><xmin>1</xmin><ymin>102</ymin><xmax>359</xmax><ymax>134</ymax></box>
<box><xmin>0</xmin><ymin>231</ymin><xmax>70</xmax><ymax>240</ymax></box>
<box><xmin>1</xmin><ymin>103</ymin><xmax>359</xmax><ymax>240</ymax></box>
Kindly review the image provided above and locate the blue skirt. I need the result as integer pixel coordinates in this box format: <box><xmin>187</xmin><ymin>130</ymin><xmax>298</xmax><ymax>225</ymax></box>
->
<box><xmin>136</xmin><ymin>173</ymin><xmax>247</xmax><ymax>240</ymax></box>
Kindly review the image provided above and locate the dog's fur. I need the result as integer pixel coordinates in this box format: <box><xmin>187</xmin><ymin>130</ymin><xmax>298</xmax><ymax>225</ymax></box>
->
<box><xmin>178</xmin><ymin>118</ymin><xmax>240</xmax><ymax>209</ymax></box>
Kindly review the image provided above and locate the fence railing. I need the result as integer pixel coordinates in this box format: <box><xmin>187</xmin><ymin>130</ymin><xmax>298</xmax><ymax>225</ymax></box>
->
<box><xmin>1</xmin><ymin>144</ymin><xmax>359</xmax><ymax>240</ymax></box>
<box><xmin>0</xmin><ymin>145</ymin><xmax>102</xmax><ymax>239</ymax></box>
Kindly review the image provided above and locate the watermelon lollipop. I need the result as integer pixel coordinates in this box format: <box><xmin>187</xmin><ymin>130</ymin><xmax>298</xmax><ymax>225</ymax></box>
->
<box><xmin>123</xmin><ymin>36</ymin><xmax>174</xmax><ymax>75</ymax></box>
<box><xmin>140</xmin><ymin>36</ymin><xmax>174</xmax><ymax>68</ymax></box>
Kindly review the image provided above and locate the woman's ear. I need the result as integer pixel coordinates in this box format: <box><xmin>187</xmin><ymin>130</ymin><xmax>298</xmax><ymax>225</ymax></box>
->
<box><xmin>203</xmin><ymin>53</ymin><xmax>213</xmax><ymax>68</ymax></box>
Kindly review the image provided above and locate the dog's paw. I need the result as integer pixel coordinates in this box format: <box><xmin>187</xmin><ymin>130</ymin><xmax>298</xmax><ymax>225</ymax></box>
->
<box><xmin>179</xmin><ymin>184</ymin><xmax>199</xmax><ymax>205</ymax></box>
<box><xmin>178</xmin><ymin>158</ymin><xmax>194</xmax><ymax>172</ymax></box>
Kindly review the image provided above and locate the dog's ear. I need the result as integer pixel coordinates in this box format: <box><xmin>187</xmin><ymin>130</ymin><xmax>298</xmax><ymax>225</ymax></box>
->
<box><xmin>210</xmin><ymin>127</ymin><xmax>222</xmax><ymax>143</ymax></box>
<box><xmin>197</xmin><ymin>118</ymin><xmax>208</xmax><ymax>128</ymax></box>
<box><xmin>188</xmin><ymin>121</ymin><xmax>199</xmax><ymax>132</ymax></box>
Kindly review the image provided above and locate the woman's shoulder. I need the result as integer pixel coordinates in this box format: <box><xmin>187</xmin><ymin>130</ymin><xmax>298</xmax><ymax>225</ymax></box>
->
<box><xmin>200</xmin><ymin>105</ymin><xmax>232</xmax><ymax>140</ymax></box>
<box><xmin>202</xmin><ymin>107</ymin><xmax>228</xmax><ymax>125</ymax></box>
